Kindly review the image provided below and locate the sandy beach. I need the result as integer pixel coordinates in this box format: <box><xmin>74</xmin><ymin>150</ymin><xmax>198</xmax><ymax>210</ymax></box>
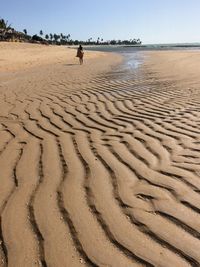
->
<box><xmin>0</xmin><ymin>43</ymin><xmax>200</xmax><ymax>267</ymax></box>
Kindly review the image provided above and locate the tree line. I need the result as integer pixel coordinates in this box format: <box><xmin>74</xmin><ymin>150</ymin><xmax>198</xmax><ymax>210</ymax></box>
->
<box><xmin>0</xmin><ymin>18</ymin><xmax>142</xmax><ymax>45</ymax></box>
<box><xmin>28</xmin><ymin>29</ymin><xmax>142</xmax><ymax>45</ymax></box>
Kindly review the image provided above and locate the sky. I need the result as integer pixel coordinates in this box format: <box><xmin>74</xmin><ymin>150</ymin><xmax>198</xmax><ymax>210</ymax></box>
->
<box><xmin>1</xmin><ymin>0</ymin><xmax>200</xmax><ymax>44</ymax></box>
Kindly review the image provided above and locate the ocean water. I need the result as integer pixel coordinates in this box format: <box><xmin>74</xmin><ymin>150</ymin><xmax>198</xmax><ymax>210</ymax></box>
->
<box><xmin>84</xmin><ymin>43</ymin><xmax>200</xmax><ymax>71</ymax></box>
<box><xmin>85</xmin><ymin>46</ymin><xmax>147</xmax><ymax>72</ymax></box>
<box><xmin>84</xmin><ymin>43</ymin><xmax>200</xmax><ymax>53</ymax></box>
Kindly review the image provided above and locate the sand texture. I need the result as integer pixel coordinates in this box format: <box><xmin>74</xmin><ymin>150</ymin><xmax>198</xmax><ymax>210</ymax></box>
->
<box><xmin>0</xmin><ymin>44</ymin><xmax>200</xmax><ymax>267</ymax></box>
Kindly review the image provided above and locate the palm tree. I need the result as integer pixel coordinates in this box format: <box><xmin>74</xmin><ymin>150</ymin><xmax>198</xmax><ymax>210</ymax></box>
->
<box><xmin>60</xmin><ymin>33</ymin><xmax>64</xmax><ymax>44</ymax></box>
<box><xmin>132</xmin><ymin>38</ymin><xmax>136</xmax><ymax>44</ymax></box>
<box><xmin>39</xmin><ymin>30</ymin><xmax>43</xmax><ymax>37</ymax></box>
<box><xmin>50</xmin><ymin>33</ymin><xmax>53</xmax><ymax>41</ymax></box>
<box><xmin>66</xmin><ymin>34</ymin><xmax>70</xmax><ymax>43</ymax></box>
<box><xmin>45</xmin><ymin>34</ymin><xmax>49</xmax><ymax>40</ymax></box>
<box><xmin>0</xmin><ymin>19</ymin><xmax>11</xmax><ymax>30</ymax></box>
<box><xmin>0</xmin><ymin>19</ymin><xmax>6</xmax><ymax>28</ymax></box>
<box><xmin>53</xmin><ymin>33</ymin><xmax>60</xmax><ymax>43</ymax></box>
<box><xmin>23</xmin><ymin>29</ymin><xmax>27</xmax><ymax>35</ymax></box>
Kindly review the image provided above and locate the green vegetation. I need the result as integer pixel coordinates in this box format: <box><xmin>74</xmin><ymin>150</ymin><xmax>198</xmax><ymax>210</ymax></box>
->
<box><xmin>0</xmin><ymin>18</ymin><xmax>142</xmax><ymax>45</ymax></box>
<box><xmin>0</xmin><ymin>18</ymin><xmax>11</xmax><ymax>30</ymax></box>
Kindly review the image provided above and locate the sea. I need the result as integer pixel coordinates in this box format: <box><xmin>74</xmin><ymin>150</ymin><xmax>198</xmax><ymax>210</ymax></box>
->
<box><xmin>84</xmin><ymin>43</ymin><xmax>200</xmax><ymax>53</ymax></box>
<box><xmin>84</xmin><ymin>43</ymin><xmax>200</xmax><ymax>71</ymax></box>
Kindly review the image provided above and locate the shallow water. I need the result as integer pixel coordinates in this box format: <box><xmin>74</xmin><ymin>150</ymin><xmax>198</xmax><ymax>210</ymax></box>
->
<box><xmin>85</xmin><ymin>44</ymin><xmax>200</xmax><ymax>72</ymax></box>
<box><xmin>84</xmin><ymin>43</ymin><xmax>200</xmax><ymax>53</ymax></box>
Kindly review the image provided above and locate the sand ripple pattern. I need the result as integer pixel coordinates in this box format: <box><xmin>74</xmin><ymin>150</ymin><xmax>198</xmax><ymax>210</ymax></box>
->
<box><xmin>0</xmin><ymin>63</ymin><xmax>200</xmax><ymax>267</ymax></box>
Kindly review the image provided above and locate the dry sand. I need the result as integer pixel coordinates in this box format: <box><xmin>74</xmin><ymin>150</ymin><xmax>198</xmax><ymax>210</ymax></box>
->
<box><xmin>0</xmin><ymin>43</ymin><xmax>200</xmax><ymax>267</ymax></box>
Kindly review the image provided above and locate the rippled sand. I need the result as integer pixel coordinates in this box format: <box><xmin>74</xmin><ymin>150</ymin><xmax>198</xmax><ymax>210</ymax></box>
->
<box><xmin>0</xmin><ymin>44</ymin><xmax>200</xmax><ymax>267</ymax></box>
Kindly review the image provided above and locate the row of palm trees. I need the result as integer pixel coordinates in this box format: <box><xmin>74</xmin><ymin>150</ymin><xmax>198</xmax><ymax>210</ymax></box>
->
<box><xmin>38</xmin><ymin>30</ymin><xmax>71</xmax><ymax>44</ymax></box>
<box><xmin>1</xmin><ymin>18</ymin><xmax>142</xmax><ymax>46</ymax></box>
<box><xmin>22</xmin><ymin>28</ymin><xmax>72</xmax><ymax>44</ymax></box>
<box><xmin>23</xmin><ymin>28</ymin><xmax>142</xmax><ymax>45</ymax></box>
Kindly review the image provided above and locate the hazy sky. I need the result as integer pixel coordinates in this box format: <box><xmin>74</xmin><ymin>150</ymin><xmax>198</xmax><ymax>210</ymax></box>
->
<box><xmin>1</xmin><ymin>0</ymin><xmax>200</xmax><ymax>44</ymax></box>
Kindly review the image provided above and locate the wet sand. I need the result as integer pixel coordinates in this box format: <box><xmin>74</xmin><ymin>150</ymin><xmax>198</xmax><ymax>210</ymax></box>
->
<box><xmin>0</xmin><ymin>43</ymin><xmax>200</xmax><ymax>267</ymax></box>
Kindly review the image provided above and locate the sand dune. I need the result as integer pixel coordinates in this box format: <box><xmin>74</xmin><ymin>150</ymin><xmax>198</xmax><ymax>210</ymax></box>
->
<box><xmin>0</xmin><ymin>44</ymin><xmax>200</xmax><ymax>266</ymax></box>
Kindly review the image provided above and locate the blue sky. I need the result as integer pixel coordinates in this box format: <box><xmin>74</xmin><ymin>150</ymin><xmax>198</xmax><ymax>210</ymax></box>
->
<box><xmin>1</xmin><ymin>0</ymin><xmax>200</xmax><ymax>44</ymax></box>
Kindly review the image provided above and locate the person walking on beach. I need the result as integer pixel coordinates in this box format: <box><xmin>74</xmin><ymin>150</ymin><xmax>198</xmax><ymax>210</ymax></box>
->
<box><xmin>76</xmin><ymin>45</ymin><xmax>84</xmax><ymax>65</ymax></box>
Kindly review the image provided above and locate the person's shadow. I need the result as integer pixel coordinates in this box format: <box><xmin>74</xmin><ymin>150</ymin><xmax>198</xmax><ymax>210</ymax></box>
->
<box><xmin>64</xmin><ymin>63</ymin><xmax>79</xmax><ymax>66</ymax></box>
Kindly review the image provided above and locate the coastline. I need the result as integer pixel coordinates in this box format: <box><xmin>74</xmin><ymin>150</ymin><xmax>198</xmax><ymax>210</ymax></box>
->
<box><xmin>0</xmin><ymin>44</ymin><xmax>200</xmax><ymax>266</ymax></box>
